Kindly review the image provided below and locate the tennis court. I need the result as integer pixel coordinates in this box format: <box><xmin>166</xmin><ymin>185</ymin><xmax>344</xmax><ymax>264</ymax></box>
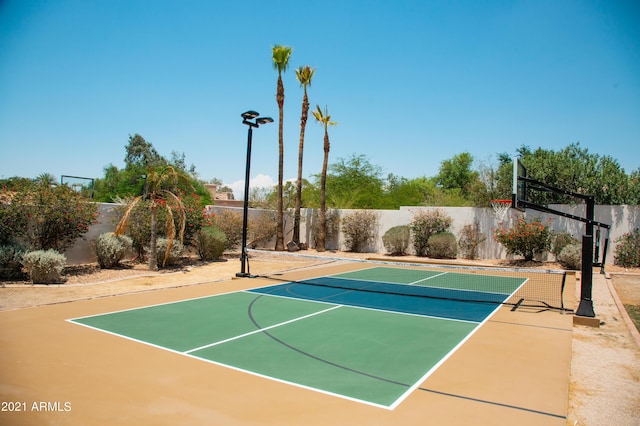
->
<box><xmin>69</xmin><ymin>265</ymin><xmax>560</xmax><ymax>409</ymax></box>
<box><xmin>1</xmin><ymin>259</ymin><xmax>574</xmax><ymax>425</ymax></box>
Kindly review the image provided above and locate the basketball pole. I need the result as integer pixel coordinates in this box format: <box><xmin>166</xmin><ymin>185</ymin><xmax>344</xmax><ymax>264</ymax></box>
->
<box><xmin>576</xmin><ymin>196</ymin><xmax>596</xmax><ymax>317</ymax></box>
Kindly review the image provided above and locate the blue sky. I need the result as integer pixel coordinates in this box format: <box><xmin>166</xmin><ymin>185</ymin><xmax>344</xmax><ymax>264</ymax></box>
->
<box><xmin>1</xmin><ymin>0</ymin><xmax>639</xmax><ymax>198</ymax></box>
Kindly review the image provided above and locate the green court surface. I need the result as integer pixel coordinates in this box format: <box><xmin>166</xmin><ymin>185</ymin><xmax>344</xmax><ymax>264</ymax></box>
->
<box><xmin>70</xmin><ymin>290</ymin><xmax>480</xmax><ymax>408</ymax></box>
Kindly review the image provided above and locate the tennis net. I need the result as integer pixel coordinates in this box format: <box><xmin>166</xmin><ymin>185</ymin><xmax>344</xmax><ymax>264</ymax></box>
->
<box><xmin>250</xmin><ymin>255</ymin><xmax>571</xmax><ymax>313</ymax></box>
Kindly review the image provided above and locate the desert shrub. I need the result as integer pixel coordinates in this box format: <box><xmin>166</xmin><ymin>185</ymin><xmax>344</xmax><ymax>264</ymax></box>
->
<box><xmin>428</xmin><ymin>232</ymin><xmax>457</xmax><ymax>259</ymax></box>
<box><xmin>195</xmin><ymin>227</ymin><xmax>226</xmax><ymax>261</ymax></box>
<box><xmin>114</xmin><ymin>195</ymin><xmax>210</xmax><ymax>260</ymax></box>
<box><xmin>458</xmin><ymin>222</ymin><xmax>486</xmax><ymax>260</ymax></box>
<box><xmin>211</xmin><ymin>209</ymin><xmax>244</xmax><ymax>251</ymax></box>
<box><xmin>382</xmin><ymin>225</ymin><xmax>410</xmax><ymax>255</ymax></box>
<box><xmin>155</xmin><ymin>238</ymin><xmax>184</xmax><ymax>267</ymax></box>
<box><xmin>411</xmin><ymin>209</ymin><xmax>452</xmax><ymax>256</ymax></box>
<box><xmin>552</xmin><ymin>232</ymin><xmax>580</xmax><ymax>259</ymax></box>
<box><xmin>557</xmin><ymin>243</ymin><xmax>582</xmax><ymax>270</ymax></box>
<box><xmin>310</xmin><ymin>208</ymin><xmax>340</xmax><ymax>249</ymax></box>
<box><xmin>0</xmin><ymin>242</ymin><xmax>29</xmax><ymax>279</ymax></box>
<box><xmin>614</xmin><ymin>228</ymin><xmax>640</xmax><ymax>267</ymax></box>
<box><xmin>95</xmin><ymin>232</ymin><xmax>133</xmax><ymax>268</ymax></box>
<box><xmin>341</xmin><ymin>210</ymin><xmax>378</xmax><ymax>253</ymax></box>
<box><xmin>493</xmin><ymin>216</ymin><xmax>552</xmax><ymax>261</ymax></box>
<box><xmin>21</xmin><ymin>249</ymin><xmax>66</xmax><ymax>284</ymax></box>
<box><xmin>249</xmin><ymin>211</ymin><xmax>277</xmax><ymax>248</ymax></box>
<box><xmin>9</xmin><ymin>183</ymin><xmax>98</xmax><ymax>251</ymax></box>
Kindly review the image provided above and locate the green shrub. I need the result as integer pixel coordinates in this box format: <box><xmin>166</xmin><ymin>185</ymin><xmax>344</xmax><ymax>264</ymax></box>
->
<box><xmin>0</xmin><ymin>203</ymin><xmax>28</xmax><ymax>246</ymax></box>
<box><xmin>195</xmin><ymin>227</ymin><xmax>226</xmax><ymax>261</ymax></box>
<box><xmin>9</xmin><ymin>183</ymin><xmax>98</xmax><ymax>251</ymax></box>
<box><xmin>95</xmin><ymin>232</ymin><xmax>133</xmax><ymax>268</ymax></box>
<box><xmin>557</xmin><ymin>243</ymin><xmax>582</xmax><ymax>270</ymax></box>
<box><xmin>382</xmin><ymin>225</ymin><xmax>410</xmax><ymax>255</ymax></box>
<box><xmin>341</xmin><ymin>210</ymin><xmax>378</xmax><ymax>253</ymax></box>
<box><xmin>614</xmin><ymin>228</ymin><xmax>640</xmax><ymax>268</ymax></box>
<box><xmin>552</xmin><ymin>232</ymin><xmax>580</xmax><ymax>259</ymax></box>
<box><xmin>428</xmin><ymin>232</ymin><xmax>457</xmax><ymax>259</ymax></box>
<box><xmin>155</xmin><ymin>238</ymin><xmax>184</xmax><ymax>267</ymax></box>
<box><xmin>493</xmin><ymin>216</ymin><xmax>552</xmax><ymax>261</ymax></box>
<box><xmin>211</xmin><ymin>209</ymin><xmax>244</xmax><ymax>251</ymax></box>
<box><xmin>0</xmin><ymin>242</ymin><xmax>29</xmax><ymax>279</ymax></box>
<box><xmin>113</xmin><ymin>198</ymin><xmax>152</xmax><ymax>260</ymax></box>
<box><xmin>21</xmin><ymin>249</ymin><xmax>66</xmax><ymax>284</ymax></box>
<box><xmin>458</xmin><ymin>222</ymin><xmax>486</xmax><ymax>260</ymax></box>
<box><xmin>411</xmin><ymin>209</ymin><xmax>452</xmax><ymax>256</ymax></box>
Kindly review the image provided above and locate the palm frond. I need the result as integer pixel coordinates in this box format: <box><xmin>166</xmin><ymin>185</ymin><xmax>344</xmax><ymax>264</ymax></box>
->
<box><xmin>272</xmin><ymin>44</ymin><xmax>292</xmax><ymax>74</ymax></box>
<box><xmin>115</xmin><ymin>196</ymin><xmax>143</xmax><ymax>235</ymax></box>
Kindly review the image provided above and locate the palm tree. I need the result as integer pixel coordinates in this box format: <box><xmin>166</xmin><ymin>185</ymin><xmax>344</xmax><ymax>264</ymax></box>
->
<box><xmin>115</xmin><ymin>165</ymin><xmax>192</xmax><ymax>271</ymax></box>
<box><xmin>272</xmin><ymin>44</ymin><xmax>293</xmax><ymax>251</ymax></box>
<box><xmin>292</xmin><ymin>65</ymin><xmax>315</xmax><ymax>246</ymax></box>
<box><xmin>311</xmin><ymin>105</ymin><xmax>338</xmax><ymax>252</ymax></box>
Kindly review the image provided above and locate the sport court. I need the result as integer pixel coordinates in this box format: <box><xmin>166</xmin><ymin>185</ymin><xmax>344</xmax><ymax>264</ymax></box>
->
<box><xmin>56</xmin><ymin>261</ymin><xmax>573</xmax><ymax>423</ymax></box>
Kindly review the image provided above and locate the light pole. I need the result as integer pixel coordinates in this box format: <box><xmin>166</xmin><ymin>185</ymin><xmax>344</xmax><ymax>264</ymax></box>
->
<box><xmin>236</xmin><ymin>110</ymin><xmax>273</xmax><ymax>278</ymax></box>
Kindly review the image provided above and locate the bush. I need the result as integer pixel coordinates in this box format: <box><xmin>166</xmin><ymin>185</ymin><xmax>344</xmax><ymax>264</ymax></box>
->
<box><xmin>428</xmin><ymin>232</ymin><xmax>457</xmax><ymax>259</ymax></box>
<box><xmin>9</xmin><ymin>183</ymin><xmax>98</xmax><ymax>251</ymax></box>
<box><xmin>341</xmin><ymin>210</ymin><xmax>378</xmax><ymax>253</ymax></box>
<box><xmin>249</xmin><ymin>211</ymin><xmax>277</xmax><ymax>248</ymax></box>
<box><xmin>195</xmin><ymin>227</ymin><xmax>226</xmax><ymax>261</ymax></box>
<box><xmin>211</xmin><ymin>209</ymin><xmax>244</xmax><ymax>251</ymax></box>
<box><xmin>95</xmin><ymin>232</ymin><xmax>132</xmax><ymax>268</ymax></box>
<box><xmin>113</xmin><ymin>198</ymin><xmax>152</xmax><ymax>260</ymax></box>
<box><xmin>458</xmin><ymin>222</ymin><xmax>486</xmax><ymax>260</ymax></box>
<box><xmin>552</xmin><ymin>232</ymin><xmax>580</xmax><ymax>259</ymax></box>
<box><xmin>382</xmin><ymin>225</ymin><xmax>410</xmax><ymax>255</ymax></box>
<box><xmin>558</xmin><ymin>243</ymin><xmax>582</xmax><ymax>270</ymax></box>
<box><xmin>0</xmin><ymin>242</ymin><xmax>29</xmax><ymax>279</ymax></box>
<box><xmin>493</xmin><ymin>216</ymin><xmax>552</xmax><ymax>261</ymax></box>
<box><xmin>21</xmin><ymin>249</ymin><xmax>66</xmax><ymax>284</ymax></box>
<box><xmin>0</xmin><ymin>203</ymin><xmax>28</xmax><ymax>246</ymax></box>
<box><xmin>155</xmin><ymin>238</ymin><xmax>184</xmax><ymax>267</ymax></box>
<box><xmin>310</xmin><ymin>208</ymin><xmax>340</xmax><ymax>249</ymax></box>
<box><xmin>411</xmin><ymin>209</ymin><xmax>452</xmax><ymax>256</ymax></box>
<box><xmin>614</xmin><ymin>228</ymin><xmax>640</xmax><ymax>268</ymax></box>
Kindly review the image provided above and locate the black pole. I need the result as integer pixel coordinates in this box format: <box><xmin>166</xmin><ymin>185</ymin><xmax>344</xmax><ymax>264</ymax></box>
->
<box><xmin>576</xmin><ymin>196</ymin><xmax>596</xmax><ymax>317</ymax></box>
<box><xmin>236</xmin><ymin>125</ymin><xmax>253</xmax><ymax>278</ymax></box>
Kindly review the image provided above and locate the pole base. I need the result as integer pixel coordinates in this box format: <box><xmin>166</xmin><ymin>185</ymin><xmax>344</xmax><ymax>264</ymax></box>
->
<box><xmin>575</xmin><ymin>298</ymin><xmax>595</xmax><ymax>317</ymax></box>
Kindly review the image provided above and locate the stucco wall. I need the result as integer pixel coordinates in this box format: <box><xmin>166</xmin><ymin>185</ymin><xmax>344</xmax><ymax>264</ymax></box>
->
<box><xmin>63</xmin><ymin>203</ymin><xmax>640</xmax><ymax>265</ymax></box>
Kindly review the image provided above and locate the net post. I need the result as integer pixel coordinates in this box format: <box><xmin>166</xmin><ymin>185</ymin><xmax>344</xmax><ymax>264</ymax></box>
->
<box><xmin>576</xmin><ymin>234</ymin><xmax>595</xmax><ymax>317</ymax></box>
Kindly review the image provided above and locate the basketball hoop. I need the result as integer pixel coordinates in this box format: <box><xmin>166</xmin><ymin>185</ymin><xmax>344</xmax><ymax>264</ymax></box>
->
<box><xmin>491</xmin><ymin>199</ymin><xmax>512</xmax><ymax>223</ymax></box>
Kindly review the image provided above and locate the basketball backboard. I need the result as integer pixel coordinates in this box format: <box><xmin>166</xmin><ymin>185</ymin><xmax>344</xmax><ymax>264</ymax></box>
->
<box><xmin>512</xmin><ymin>157</ymin><xmax>527</xmax><ymax>211</ymax></box>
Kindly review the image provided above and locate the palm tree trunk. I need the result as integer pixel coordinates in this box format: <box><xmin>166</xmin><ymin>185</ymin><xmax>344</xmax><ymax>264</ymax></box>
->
<box><xmin>293</xmin><ymin>91</ymin><xmax>309</xmax><ymax>246</ymax></box>
<box><xmin>317</xmin><ymin>129</ymin><xmax>330</xmax><ymax>252</ymax></box>
<box><xmin>276</xmin><ymin>75</ymin><xmax>285</xmax><ymax>251</ymax></box>
<box><xmin>148</xmin><ymin>202</ymin><xmax>158</xmax><ymax>271</ymax></box>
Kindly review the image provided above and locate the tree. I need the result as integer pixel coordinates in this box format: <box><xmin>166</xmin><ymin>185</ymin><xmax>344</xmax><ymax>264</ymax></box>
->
<box><xmin>324</xmin><ymin>154</ymin><xmax>385</xmax><ymax>209</ymax></box>
<box><xmin>292</xmin><ymin>65</ymin><xmax>315</xmax><ymax>246</ymax></box>
<box><xmin>272</xmin><ymin>44</ymin><xmax>293</xmax><ymax>251</ymax></box>
<box><xmin>515</xmin><ymin>142</ymin><xmax>632</xmax><ymax>205</ymax></box>
<box><xmin>115</xmin><ymin>165</ymin><xmax>192</xmax><ymax>271</ymax></box>
<box><xmin>436</xmin><ymin>152</ymin><xmax>479</xmax><ymax>199</ymax></box>
<box><xmin>124</xmin><ymin>134</ymin><xmax>165</xmax><ymax>169</ymax></box>
<box><xmin>311</xmin><ymin>105</ymin><xmax>338</xmax><ymax>251</ymax></box>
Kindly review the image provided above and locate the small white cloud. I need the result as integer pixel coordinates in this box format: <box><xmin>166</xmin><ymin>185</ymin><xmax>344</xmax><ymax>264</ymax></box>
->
<box><xmin>226</xmin><ymin>173</ymin><xmax>276</xmax><ymax>200</ymax></box>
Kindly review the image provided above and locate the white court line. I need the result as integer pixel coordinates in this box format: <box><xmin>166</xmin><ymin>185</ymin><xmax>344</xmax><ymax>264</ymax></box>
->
<box><xmin>184</xmin><ymin>304</ymin><xmax>342</xmax><ymax>354</ymax></box>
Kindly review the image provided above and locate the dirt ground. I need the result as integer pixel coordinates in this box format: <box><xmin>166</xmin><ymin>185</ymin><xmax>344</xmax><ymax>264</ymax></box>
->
<box><xmin>2</xmin><ymin>249</ymin><xmax>639</xmax><ymax>425</ymax></box>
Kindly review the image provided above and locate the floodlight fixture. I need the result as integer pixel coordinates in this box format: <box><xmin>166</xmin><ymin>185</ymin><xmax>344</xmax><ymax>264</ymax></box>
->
<box><xmin>241</xmin><ymin>110</ymin><xmax>259</xmax><ymax>120</ymax></box>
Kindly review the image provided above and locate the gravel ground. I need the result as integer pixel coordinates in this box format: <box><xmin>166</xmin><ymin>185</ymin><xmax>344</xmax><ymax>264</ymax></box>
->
<box><xmin>2</xmin><ymin>249</ymin><xmax>639</xmax><ymax>425</ymax></box>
